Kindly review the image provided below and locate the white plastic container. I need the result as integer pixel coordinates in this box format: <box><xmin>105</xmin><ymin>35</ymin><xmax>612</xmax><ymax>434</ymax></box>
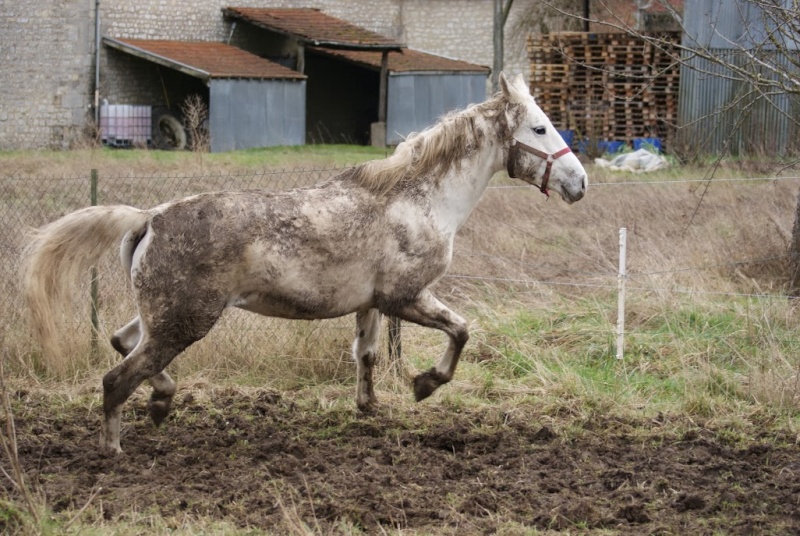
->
<box><xmin>100</xmin><ymin>103</ymin><xmax>153</xmax><ymax>147</ymax></box>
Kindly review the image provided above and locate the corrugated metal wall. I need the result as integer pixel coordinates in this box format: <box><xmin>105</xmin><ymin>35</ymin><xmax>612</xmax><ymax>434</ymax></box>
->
<box><xmin>680</xmin><ymin>0</ymin><xmax>800</xmax><ymax>155</ymax></box>
<box><xmin>678</xmin><ymin>50</ymin><xmax>800</xmax><ymax>155</ymax></box>
<box><xmin>386</xmin><ymin>73</ymin><xmax>487</xmax><ymax>145</ymax></box>
<box><xmin>209</xmin><ymin>79</ymin><xmax>306</xmax><ymax>152</ymax></box>
<box><xmin>683</xmin><ymin>0</ymin><xmax>800</xmax><ymax>51</ymax></box>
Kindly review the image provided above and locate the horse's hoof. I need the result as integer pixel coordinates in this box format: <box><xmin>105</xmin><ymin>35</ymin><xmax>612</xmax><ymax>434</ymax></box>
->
<box><xmin>413</xmin><ymin>368</ymin><xmax>448</xmax><ymax>401</ymax></box>
<box><xmin>99</xmin><ymin>440</ymin><xmax>123</xmax><ymax>456</ymax></box>
<box><xmin>99</xmin><ymin>425</ymin><xmax>123</xmax><ymax>455</ymax></box>
<box><xmin>356</xmin><ymin>399</ymin><xmax>380</xmax><ymax>415</ymax></box>
<box><xmin>147</xmin><ymin>394</ymin><xmax>173</xmax><ymax>427</ymax></box>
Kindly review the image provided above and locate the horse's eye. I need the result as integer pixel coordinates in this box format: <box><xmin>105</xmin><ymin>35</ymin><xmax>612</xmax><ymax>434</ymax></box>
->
<box><xmin>533</xmin><ymin>126</ymin><xmax>546</xmax><ymax>135</ymax></box>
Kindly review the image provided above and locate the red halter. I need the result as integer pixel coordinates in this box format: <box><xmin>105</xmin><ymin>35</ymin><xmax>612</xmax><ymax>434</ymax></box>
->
<box><xmin>506</xmin><ymin>139</ymin><xmax>573</xmax><ymax>198</ymax></box>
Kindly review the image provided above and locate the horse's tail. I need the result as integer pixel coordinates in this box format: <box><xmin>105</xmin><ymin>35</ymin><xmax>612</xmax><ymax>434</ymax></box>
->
<box><xmin>22</xmin><ymin>205</ymin><xmax>149</xmax><ymax>360</ymax></box>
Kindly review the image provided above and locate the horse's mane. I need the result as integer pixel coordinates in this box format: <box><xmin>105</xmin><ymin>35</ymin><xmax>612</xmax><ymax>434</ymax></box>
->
<box><xmin>351</xmin><ymin>92</ymin><xmax>514</xmax><ymax>195</ymax></box>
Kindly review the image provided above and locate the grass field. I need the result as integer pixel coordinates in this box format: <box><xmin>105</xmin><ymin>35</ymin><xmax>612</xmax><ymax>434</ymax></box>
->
<box><xmin>3</xmin><ymin>145</ymin><xmax>800</xmax><ymax>534</ymax></box>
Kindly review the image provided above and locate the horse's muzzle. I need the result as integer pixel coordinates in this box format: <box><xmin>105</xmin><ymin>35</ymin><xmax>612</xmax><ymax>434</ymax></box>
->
<box><xmin>562</xmin><ymin>173</ymin><xmax>588</xmax><ymax>204</ymax></box>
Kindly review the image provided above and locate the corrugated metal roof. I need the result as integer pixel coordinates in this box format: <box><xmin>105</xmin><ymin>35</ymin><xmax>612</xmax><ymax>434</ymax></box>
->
<box><xmin>223</xmin><ymin>7</ymin><xmax>404</xmax><ymax>49</ymax></box>
<box><xmin>103</xmin><ymin>38</ymin><xmax>307</xmax><ymax>80</ymax></box>
<box><xmin>312</xmin><ymin>47</ymin><xmax>490</xmax><ymax>74</ymax></box>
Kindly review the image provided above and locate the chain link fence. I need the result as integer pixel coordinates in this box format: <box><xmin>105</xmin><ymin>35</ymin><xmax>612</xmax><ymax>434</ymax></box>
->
<box><xmin>2</xmin><ymin>167</ymin><xmax>379</xmax><ymax>383</ymax></box>
<box><xmin>6</xmin><ymin>165</ymin><xmax>795</xmax><ymax>390</ymax></box>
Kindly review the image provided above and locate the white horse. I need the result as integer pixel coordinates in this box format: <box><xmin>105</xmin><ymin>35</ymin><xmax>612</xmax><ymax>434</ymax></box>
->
<box><xmin>23</xmin><ymin>73</ymin><xmax>587</xmax><ymax>454</ymax></box>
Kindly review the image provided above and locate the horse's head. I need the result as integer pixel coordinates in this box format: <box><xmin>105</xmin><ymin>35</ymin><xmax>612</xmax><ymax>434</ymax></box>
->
<box><xmin>500</xmin><ymin>73</ymin><xmax>587</xmax><ymax>204</ymax></box>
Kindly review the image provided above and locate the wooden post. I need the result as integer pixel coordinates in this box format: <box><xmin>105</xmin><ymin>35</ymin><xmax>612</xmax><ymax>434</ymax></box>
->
<box><xmin>789</xmin><ymin>190</ymin><xmax>800</xmax><ymax>296</ymax></box>
<box><xmin>616</xmin><ymin>227</ymin><xmax>627</xmax><ymax>360</ymax></box>
<box><xmin>583</xmin><ymin>0</ymin><xmax>590</xmax><ymax>32</ymax></box>
<box><xmin>388</xmin><ymin>316</ymin><xmax>401</xmax><ymax>367</ymax></box>
<box><xmin>492</xmin><ymin>0</ymin><xmax>513</xmax><ymax>93</ymax></box>
<box><xmin>90</xmin><ymin>169</ymin><xmax>99</xmax><ymax>359</ymax></box>
<box><xmin>296</xmin><ymin>43</ymin><xmax>305</xmax><ymax>74</ymax></box>
<box><xmin>492</xmin><ymin>0</ymin><xmax>503</xmax><ymax>93</ymax></box>
<box><xmin>378</xmin><ymin>50</ymin><xmax>388</xmax><ymax>123</ymax></box>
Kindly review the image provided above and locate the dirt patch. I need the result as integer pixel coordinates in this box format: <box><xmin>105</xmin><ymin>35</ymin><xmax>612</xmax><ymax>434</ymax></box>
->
<box><xmin>7</xmin><ymin>388</ymin><xmax>800</xmax><ymax>534</ymax></box>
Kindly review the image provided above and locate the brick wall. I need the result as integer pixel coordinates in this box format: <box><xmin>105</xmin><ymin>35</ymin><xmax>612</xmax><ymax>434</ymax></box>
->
<box><xmin>0</xmin><ymin>0</ymin><xmax>539</xmax><ymax>150</ymax></box>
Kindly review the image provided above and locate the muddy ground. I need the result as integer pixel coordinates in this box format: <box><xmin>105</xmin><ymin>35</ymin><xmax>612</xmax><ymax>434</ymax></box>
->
<box><xmin>6</xmin><ymin>387</ymin><xmax>800</xmax><ymax>534</ymax></box>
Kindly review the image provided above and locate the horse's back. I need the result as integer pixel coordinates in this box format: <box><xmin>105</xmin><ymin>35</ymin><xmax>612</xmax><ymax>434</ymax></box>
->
<box><xmin>135</xmin><ymin>187</ymin><xmax>383</xmax><ymax>319</ymax></box>
<box><xmin>133</xmin><ymin>184</ymin><xmax>453</xmax><ymax>321</ymax></box>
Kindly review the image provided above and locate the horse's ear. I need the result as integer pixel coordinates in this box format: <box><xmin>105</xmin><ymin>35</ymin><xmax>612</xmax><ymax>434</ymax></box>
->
<box><xmin>512</xmin><ymin>74</ymin><xmax>533</xmax><ymax>97</ymax></box>
<box><xmin>499</xmin><ymin>72</ymin><xmax>512</xmax><ymax>98</ymax></box>
<box><xmin>500</xmin><ymin>72</ymin><xmax>529</xmax><ymax>103</ymax></box>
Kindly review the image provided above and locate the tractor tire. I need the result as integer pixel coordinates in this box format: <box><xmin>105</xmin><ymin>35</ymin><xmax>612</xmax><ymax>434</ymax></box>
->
<box><xmin>154</xmin><ymin>113</ymin><xmax>187</xmax><ymax>150</ymax></box>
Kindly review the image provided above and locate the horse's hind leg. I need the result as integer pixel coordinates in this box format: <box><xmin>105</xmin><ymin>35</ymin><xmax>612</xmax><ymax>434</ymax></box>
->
<box><xmin>101</xmin><ymin>310</ymin><xmax>220</xmax><ymax>454</ymax></box>
<box><xmin>110</xmin><ymin>317</ymin><xmax>141</xmax><ymax>356</ymax></box>
<box><xmin>393</xmin><ymin>290</ymin><xmax>469</xmax><ymax>402</ymax></box>
<box><xmin>353</xmin><ymin>308</ymin><xmax>382</xmax><ymax>411</ymax></box>
<box><xmin>110</xmin><ymin>316</ymin><xmax>177</xmax><ymax>426</ymax></box>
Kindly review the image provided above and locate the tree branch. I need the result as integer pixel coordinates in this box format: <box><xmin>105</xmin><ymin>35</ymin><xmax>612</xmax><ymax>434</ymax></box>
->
<box><xmin>502</xmin><ymin>0</ymin><xmax>514</xmax><ymax>27</ymax></box>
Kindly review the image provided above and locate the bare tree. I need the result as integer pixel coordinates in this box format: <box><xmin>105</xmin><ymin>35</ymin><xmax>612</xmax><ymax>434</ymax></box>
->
<box><xmin>493</xmin><ymin>0</ymin><xmax>515</xmax><ymax>93</ymax></box>
<box><xmin>180</xmin><ymin>94</ymin><xmax>210</xmax><ymax>153</ymax></box>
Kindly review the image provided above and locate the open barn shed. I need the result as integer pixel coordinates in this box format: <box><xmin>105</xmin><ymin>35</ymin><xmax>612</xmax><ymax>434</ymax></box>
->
<box><xmin>103</xmin><ymin>38</ymin><xmax>307</xmax><ymax>152</ymax></box>
<box><xmin>309</xmin><ymin>47</ymin><xmax>489</xmax><ymax>145</ymax></box>
<box><xmin>223</xmin><ymin>7</ymin><xmax>488</xmax><ymax>145</ymax></box>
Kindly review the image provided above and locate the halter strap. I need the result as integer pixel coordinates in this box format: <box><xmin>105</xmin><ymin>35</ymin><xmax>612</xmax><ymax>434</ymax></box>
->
<box><xmin>506</xmin><ymin>139</ymin><xmax>573</xmax><ymax>197</ymax></box>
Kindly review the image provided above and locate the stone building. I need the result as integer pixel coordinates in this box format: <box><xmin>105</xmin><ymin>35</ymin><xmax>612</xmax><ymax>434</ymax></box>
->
<box><xmin>0</xmin><ymin>0</ymin><xmax>545</xmax><ymax>150</ymax></box>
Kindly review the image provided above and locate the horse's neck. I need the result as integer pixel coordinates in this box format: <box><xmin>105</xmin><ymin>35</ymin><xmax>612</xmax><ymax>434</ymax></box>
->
<box><xmin>430</xmin><ymin>140</ymin><xmax>504</xmax><ymax>234</ymax></box>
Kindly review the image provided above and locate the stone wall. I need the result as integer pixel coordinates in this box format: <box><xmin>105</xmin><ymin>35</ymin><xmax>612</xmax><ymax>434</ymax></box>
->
<box><xmin>0</xmin><ymin>0</ymin><xmax>539</xmax><ymax>150</ymax></box>
<box><xmin>1</xmin><ymin>0</ymin><xmax>95</xmax><ymax>149</ymax></box>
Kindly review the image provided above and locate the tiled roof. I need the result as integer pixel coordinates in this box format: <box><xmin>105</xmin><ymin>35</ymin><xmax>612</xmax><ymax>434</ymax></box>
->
<box><xmin>224</xmin><ymin>7</ymin><xmax>403</xmax><ymax>49</ymax></box>
<box><xmin>311</xmin><ymin>47</ymin><xmax>490</xmax><ymax>74</ymax></box>
<box><xmin>103</xmin><ymin>38</ymin><xmax>306</xmax><ymax>80</ymax></box>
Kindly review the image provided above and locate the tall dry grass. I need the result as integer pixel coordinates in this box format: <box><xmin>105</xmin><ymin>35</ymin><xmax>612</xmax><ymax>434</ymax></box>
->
<box><xmin>456</xmin><ymin>168</ymin><xmax>793</xmax><ymax>294</ymax></box>
<box><xmin>409</xmin><ymin>166</ymin><xmax>800</xmax><ymax>414</ymax></box>
<box><xmin>180</xmin><ymin>95</ymin><xmax>210</xmax><ymax>154</ymax></box>
<box><xmin>3</xmin><ymin>153</ymin><xmax>800</xmax><ymax>419</ymax></box>
<box><xmin>2</xmin><ymin>168</ymin><xmax>360</xmax><ymax>386</ymax></box>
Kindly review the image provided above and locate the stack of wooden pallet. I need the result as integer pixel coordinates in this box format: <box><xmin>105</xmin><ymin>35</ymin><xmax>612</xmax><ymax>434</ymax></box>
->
<box><xmin>528</xmin><ymin>32</ymin><xmax>680</xmax><ymax>150</ymax></box>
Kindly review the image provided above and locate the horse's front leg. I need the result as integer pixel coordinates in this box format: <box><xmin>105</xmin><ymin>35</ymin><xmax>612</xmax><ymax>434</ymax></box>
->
<box><xmin>394</xmin><ymin>290</ymin><xmax>469</xmax><ymax>401</ymax></box>
<box><xmin>353</xmin><ymin>308</ymin><xmax>383</xmax><ymax>411</ymax></box>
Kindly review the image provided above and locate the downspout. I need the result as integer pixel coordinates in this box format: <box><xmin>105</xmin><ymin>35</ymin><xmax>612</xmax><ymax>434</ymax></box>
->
<box><xmin>94</xmin><ymin>0</ymin><xmax>101</xmax><ymax>124</ymax></box>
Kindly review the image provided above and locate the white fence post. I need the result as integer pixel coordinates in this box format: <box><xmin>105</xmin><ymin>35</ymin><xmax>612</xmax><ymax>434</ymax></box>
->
<box><xmin>616</xmin><ymin>227</ymin><xmax>627</xmax><ymax>360</ymax></box>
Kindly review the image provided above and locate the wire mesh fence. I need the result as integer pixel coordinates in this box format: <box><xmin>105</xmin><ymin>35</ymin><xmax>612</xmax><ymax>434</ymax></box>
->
<box><xmin>1</xmin><ymin>168</ymin><xmax>362</xmax><ymax>381</ymax></box>
<box><xmin>3</xmin><ymin>166</ymin><xmax>800</xmax><ymax>387</ymax></box>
